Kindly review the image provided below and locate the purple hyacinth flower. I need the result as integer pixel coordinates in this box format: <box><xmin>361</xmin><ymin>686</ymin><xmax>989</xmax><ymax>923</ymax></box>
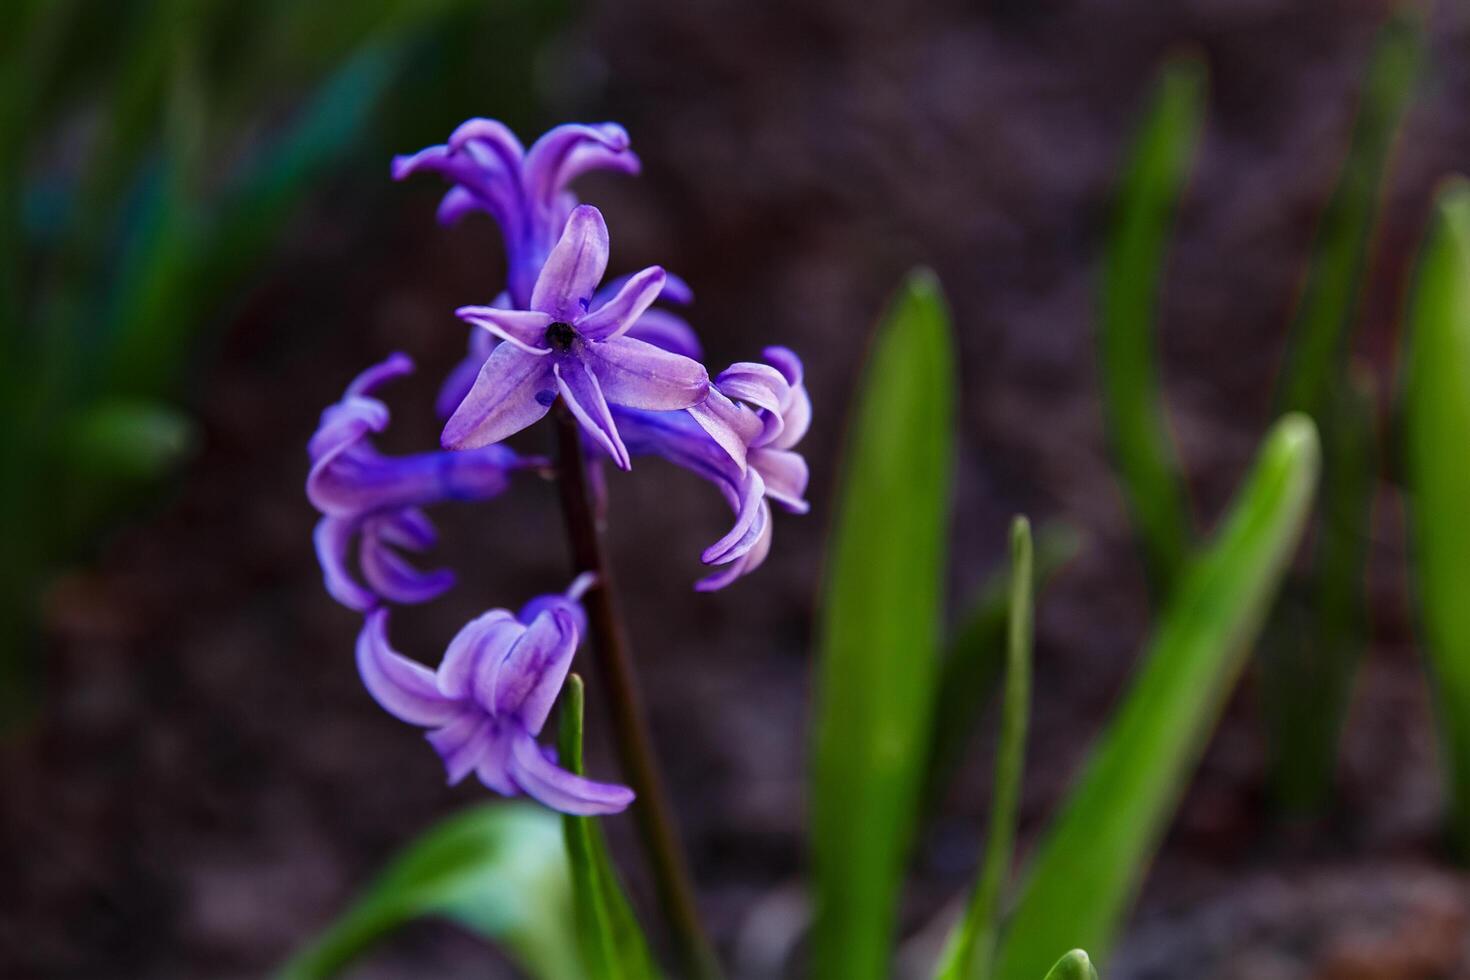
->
<box><xmin>442</xmin><ymin>205</ymin><xmax>709</xmax><ymax>469</ymax></box>
<box><xmin>356</xmin><ymin>575</ymin><xmax>634</xmax><ymax>816</ymax></box>
<box><xmin>615</xmin><ymin>347</ymin><xmax>811</xmax><ymax>590</ymax></box>
<box><xmin>435</xmin><ymin>275</ymin><xmax>701</xmax><ymax>424</ymax></box>
<box><xmin>393</xmin><ymin>120</ymin><xmax>640</xmax><ymax>308</ymax></box>
<box><xmin>308</xmin><ymin>353</ymin><xmax>535</xmax><ymax>611</ymax></box>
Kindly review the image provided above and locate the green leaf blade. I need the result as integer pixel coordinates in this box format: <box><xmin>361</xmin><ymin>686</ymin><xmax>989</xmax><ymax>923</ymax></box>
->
<box><xmin>1041</xmin><ymin>950</ymin><xmax>1099</xmax><ymax>980</ymax></box>
<box><xmin>810</xmin><ymin>268</ymin><xmax>957</xmax><ymax>980</ymax></box>
<box><xmin>557</xmin><ymin>674</ymin><xmax>660</xmax><ymax>980</ymax></box>
<box><xmin>935</xmin><ymin>517</ymin><xmax>1035</xmax><ymax>980</ymax></box>
<box><xmin>992</xmin><ymin>415</ymin><xmax>1320</xmax><ymax>979</ymax></box>
<box><xmin>1098</xmin><ymin>54</ymin><xmax>1205</xmax><ymax>596</ymax></box>
<box><xmin>1404</xmin><ymin>177</ymin><xmax>1470</xmax><ymax>855</ymax></box>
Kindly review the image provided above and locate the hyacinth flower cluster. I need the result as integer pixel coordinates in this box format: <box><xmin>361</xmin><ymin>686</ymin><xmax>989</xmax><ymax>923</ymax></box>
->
<box><xmin>305</xmin><ymin>119</ymin><xmax>810</xmax><ymax>818</ymax></box>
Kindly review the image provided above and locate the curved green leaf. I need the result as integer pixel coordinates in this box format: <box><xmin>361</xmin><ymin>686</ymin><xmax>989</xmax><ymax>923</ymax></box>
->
<box><xmin>276</xmin><ymin>801</ymin><xmax>580</xmax><ymax>980</ymax></box>
<box><xmin>810</xmin><ymin>268</ymin><xmax>956</xmax><ymax>980</ymax></box>
<box><xmin>1098</xmin><ymin>54</ymin><xmax>1205</xmax><ymax>597</ymax></box>
<box><xmin>992</xmin><ymin>415</ymin><xmax>1320</xmax><ymax>979</ymax></box>
<box><xmin>1041</xmin><ymin>950</ymin><xmax>1099</xmax><ymax>980</ymax></box>
<box><xmin>1403</xmin><ymin>177</ymin><xmax>1470</xmax><ymax>855</ymax></box>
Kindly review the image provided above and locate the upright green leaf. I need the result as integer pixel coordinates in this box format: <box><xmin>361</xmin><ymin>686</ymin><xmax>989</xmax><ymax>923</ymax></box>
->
<box><xmin>1262</xmin><ymin>6</ymin><xmax>1421</xmax><ymax>810</ymax></box>
<box><xmin>924</xmin><ymin>523</ymin><xmax>1081</xmax><ymax>813</ymax></box>
<box><xmin>557</xmin><ymin>674</ymin><xmax>660</xmax><ymax>980</ymax></box>
<box><xmin>935</xmin><ymin>517</ymin><xmax>1034</xmax><ymax>980</ymax></box>
<box><xmin>1098</xmin><ymin>54</ymin><xmax>1205</xmax><ymax>597</ymax></box>
<box><xmin>992</xmin><ymin>416</ymin><xmax>1320</xmax><ymax>979</ymax></box>
<box><xmin>1041</xmin><ymin>950</ymin><xmax>1099</xmax><ymax>980</ymax></box>
<box><xmin>277</xmin><ymin>802</ymin><xmax>580</xmax><ymax>980</ymax></box>
<box><xmin>810</xmin><ymin>268</ymin><xmax>956</xmax><ymax>980</ymax></box>
<box><xmin>1403</xmin><ymin>178</ymin><xmax>1470</xmax><ymax>856</ymax></box>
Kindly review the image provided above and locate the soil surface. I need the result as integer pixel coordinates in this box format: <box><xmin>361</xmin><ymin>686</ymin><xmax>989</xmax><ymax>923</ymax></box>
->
<box><xmin>4</xmin><ymin>0</ymin><xmax>1470</xmax><ymax>977</ymax></box>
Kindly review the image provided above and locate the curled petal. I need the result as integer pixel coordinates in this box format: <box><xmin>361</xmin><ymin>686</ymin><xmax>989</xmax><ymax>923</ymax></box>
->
<box><xmin>456</xmin><ymin>306</ymin><xmax>552</xmax><ymax>355</ymax></box>
<box><xmin>359</xmin><ymin>529</ymin><xmax>456</xmax><ymax>606</ymax></box>
<box><xmin>437</xmin><ymin>609</ymin><xmax>519</xmax><ymax>701</ymax></box>
<box><xmin>773</xmin><ymin>381</ymin><xmax>812</xmax><ymax>450</ymax></box>
<box><xmin>314</xmin><ymin>517</ymin><xmax>376</xmax><ymax>612</ymax></box>
<box><xmin>624</xmin><ymin>308</ymin><xmax>703</xmax><ymax>360</ymax></box>
<box><xmin>703</xmin><ymin>469</ymin><xmax>768</xmax><ymax>565</ymax></box>
<box><xmin>530</xmin><ymin>205</ymin><xmax>609</xmax><ymax>320</ymax></box>
<box><xmin>762</xmin><ymin>346</ymin><xmax>804</xmax><ymax>388</ymax></box>
<box><xmin>307</xmin><ymin>395</ymin><xmax>389</xmax><ymax>462</ymax></box>
<box><xmin>688</xmin><ymin>389</ymin><xmax>763</xmax><ymax>471</ymax></box>
<box><xmin>392</xmin><ymin>143</ymin><xmax>520</xmax><ymax>236</ymax></box>
<box><xmin>576</xmin><ymin>266</ymin><xmax>666</xmax><ymax>341</ymax></box>
<box><xmin>523</xmin><ymin>123</ymin><xmax>634</xmax><ymax>211</ymax></box>
<box><xmin>508</xmin><ymin>729</ymin><xmax>634</xmax><ymax>815</ymax></box>
<box><xmin>715</xmin><ymin>362</ymin><xmax>788</xmax><ymax>414</ymax></box>
<box><xmin>442</xmin><ymin>344</ymin><xmax>556</xmax><ymax>450</ymax></box>
<box><xmin>475</xmin><ymin>730</ymin><xmax>518</xmax><ymax>795</ymax></box>
<box><xmin>347</xmin><ymin>352</ymin><xmax>415</xmax><ymax>397</ymax></box>
<box><xmin>595</xmin><ymin>270</ymin><xmax>694</xmax><ymax>310</ymax></box>
<box><xmin>427</xmin><ymin>715</ymin><xmax>495</xmax><ymax>785</ymax></box>
<box><xmin>696</xmin><ymin>506</ymin><xmax>774</xmax><ymax>592</ymax></box>
<box><xmin>586</xmin><ymin>336</ymin><xmax>709</xmax><ymax>412</ymax></box>
<box><xmin>490</xmin><ymin>608</ymin><xmax>578</xmax><ymax>734</ymax></box>
<box><xmin>436</xmin><ymin>186</ymin><xmax>480</xmax><ymax>225</ymax></box>
<box><xmin>555</xmin><ymin>359</ymin><xmax>630</xmax><ymax>470</ymax></box>
<box><xmin>448</xmin><ymin>117</ymin><xmax>527</xmax><ymax>167</ymax></box>
<box><xmin>356</xmin><ymin>609</ymin><xmax>465</xmax><ymax>727</ymax></box>
<box><xmin>752</xmin><ymin>448</ymin><xmax>810</xmax><ymax>513</ymax></box>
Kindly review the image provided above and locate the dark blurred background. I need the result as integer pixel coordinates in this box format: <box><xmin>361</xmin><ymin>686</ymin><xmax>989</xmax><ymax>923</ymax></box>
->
<box><xmin>3</xmin><ymin>0</ymin><xmax>1469</xmax><ymax>977</ymax></box>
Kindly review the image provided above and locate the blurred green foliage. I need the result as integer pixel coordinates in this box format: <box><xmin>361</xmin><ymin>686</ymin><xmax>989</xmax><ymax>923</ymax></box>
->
<box><xmin>1403</xmin><ymin>178</ymin><xmax>1470</xmax><ymax>856</ymax></box>
<box><xmin>810</xmin><ymin>269</ymin><xmax>956</xmax><ymax>980</ymax></box>
<box><xmin>0</xmin><ymin>0</ymin><xmax>572</xmax><ymax>724</ymax></box>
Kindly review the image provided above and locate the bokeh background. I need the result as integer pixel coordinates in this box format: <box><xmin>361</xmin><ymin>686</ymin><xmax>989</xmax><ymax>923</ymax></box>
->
<box><xmin>4</xmin><ymin>0</ymin><xmax>1470</xmax><ymax>976</ymax></box>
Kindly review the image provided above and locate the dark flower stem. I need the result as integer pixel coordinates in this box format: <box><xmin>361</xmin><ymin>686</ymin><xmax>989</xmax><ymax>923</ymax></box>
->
<box><xmin>553</xmin><ymin>405</ymin><xmax>720</xmax><ymax>980</ymax></box>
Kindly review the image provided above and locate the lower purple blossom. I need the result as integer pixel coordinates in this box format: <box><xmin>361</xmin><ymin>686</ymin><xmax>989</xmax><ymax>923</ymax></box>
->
<box><xmin>356</xmin><ymin>576</ymin><xmax>633</xmax><ymax>815</ymax></box>
<box><xmin>308</xmin><ymin>353</ymin><xmax>539</xmax><ymax>611</ymax></box>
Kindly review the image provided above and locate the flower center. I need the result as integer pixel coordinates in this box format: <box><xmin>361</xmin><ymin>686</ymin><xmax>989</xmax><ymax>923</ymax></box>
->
<box><xmin>545</xmin><ymin>321</ymin><xmax>577</xmax><ymax>351</ymax></box>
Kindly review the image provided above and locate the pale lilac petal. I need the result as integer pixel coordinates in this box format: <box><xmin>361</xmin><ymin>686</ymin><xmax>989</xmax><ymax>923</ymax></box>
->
<box><xmin>490</xmin><ymin>608</ymin><xmax>578</xmax><ymax>734</ymax></box>
<box><xmin>586</xmin><ymin>336</ymin><xmax>709</xmax><ymax>411</ymax></box>
<box><xmin>447</xmin><ymin>118</ymin><xmax>526</xmax><ymax>165</ymax></box>
<box><xmin>392</xmin><ymin>143</ymin><xmax>519</xmax><ymax>234</ymax></box>
<box><xmin>575</xmin><ymin>266</ymin><xmax>666</xmax><ymax>341</ymax></box>
<box><xmin>307</xmin><ymin>396</ymin><xmax>388</xmax><ymax>461</ymax></box>
<box><xmin>359</xmin><ymin>531</ymin><xmax>456</xmax><ymax>605</ymax></box>
<box><xmin>375</xmin><ymin>507</ymin><xmax>438</xmax><ymax>550</ymax></box>
<box><xmin>773</xmin><ymin>382</ymin><xmax>812</xmax><ymax>450</ymax></box>
<box><xmin>554</xmin><ymin>360</ymin><xmax>630</xmax><ymax>470</ymax></box>
<box><xmin>763</xmin><ymin>346</ymin><xmax>803</xmax><ymax>388</ymax></box>
<box><xmin>436</xmin><ymin>322</ymin><xmax>500</xmax><ymax>420</ymax></box>
<box><xmin>703</xmin><ymin>469</ymin><xmax>768</xmax><ymax>564</ymax></box>
<box><xmin>427</xmin><ymin>715</ymin><xmax>495</xmax><ymax>785</ymax></box>
<box><xmin>688</xmin><ymin>389</ymin><xmax>763</xmax><ymax>470</ymax></box>
<box><xmin>594</xmin><ymin>270</ymin><xmax>693</xmax><ymax>310</ymax></box>
<box><xmin>715</xmin><ymin>362</ymin><xmax>788</xmax><ymax>414</ymax></box>
<box><xmin>752</xmin><ymin>448</ymin><xmax>811</xmax><ymax>513</ymax></box>
<box><xmin>346</xmin><ymin>352</ymin><xmax>415</xmax><ymax>397</ymax></box>
<box><xmin>508</xmin><ymin>729</ymin><xmax>635</xmax><ymax>815</ymax></box>
<box><xmin>530</xmin><ymin>205</ymin><xmax>609</xmax><ymax>319</ymax></box>
<box><xmin>356</xmin><ymin>610</ymin><xmax>465</xmax><ymax>726</ymax></box>
<box><xmin>455</xmin><ymin>306</ymin><xmax>552</xmax><ymax>355</ymax></box>
<box><xmin>475</xmin><ymin>729</ymin><xmax>518</xmax><ymax>795</ymax></box>
<box><xmin>314</xmin><ymin>518</ymin><xmax>376</xmax><ymax>612</ymax></box>
<box><xmin>442</xmin><ymin>344</ymin><xmax>556</xmax><ymax>450</ymax></box>
<box><xmin>437</xmin><ymin>609</ymin><xmax>519</xmax><ymax>700</ymax></box>
<box><xmin>623</xmin><ymin>309</ymin><xmax>703</xmax><ymax>359</ymax></box>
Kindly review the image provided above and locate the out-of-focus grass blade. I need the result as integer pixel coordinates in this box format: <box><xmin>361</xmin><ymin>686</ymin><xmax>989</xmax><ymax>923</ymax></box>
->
<box><xmin>992</xmin><ymin>415</ymin><xmax>1321</xmax><ymax>979</ymax></box>
<box><xmin>1404</xmin><ymin>178</ymin><xmax>1470</xmax><ymax>856</ymax></box>
<box><xmin>1262</xmin><ymin>5</ymin><xmax>1420</xmax><ymax>811</ymax></box>
<box><xmin>1277</xmin><ymin>5</ymin><xmax>1421</xmax><ymax>418</ymax></box>
<box><xmin>1098</xmin><ymin>55</ymin><xmax>1205</xmax><ymax>598</ymax></box>
<box><xmin>810</xmin><ymin>268</ymin><xmax>956</xmax><ymax>980</ymax></box>
<box><xmin>1261</xmin><ymin>372</ymin><xmax>1377</xmax><ymax>810</ymax></box>
<box><xmin>557</xmin><ymin>674</ymin><xmax>660</xmax><ymax>979</ymax></box>
<box><xmin>1041</xmin><ymin>950</ymin><xmax>1099</xmax><ymax>980</ymax></box>
<box><xmin>103</xmin><ymin>42</ymin><xmax>402</xmax><ymax>399</ymax></box>
<box><xmin>934</xmin><ymin>518</ymin><xmax>1034</xmax><ymax>980</ymax></box>
<box><xmin>276</xmin><ymin>802</ymin><xmax>581</xmax><ymax>980</ymax></box>
<box><xmin>924</xmin><ymin>523</ymin><xmax>1081</xmax><ymax>814</ymax></box>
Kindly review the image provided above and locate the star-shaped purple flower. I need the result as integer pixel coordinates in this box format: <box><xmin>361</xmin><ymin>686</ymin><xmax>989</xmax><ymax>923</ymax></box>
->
<box><xmin>357</xmin><ymin>576</ymin><xmax>634</xmax><ymax>815</ymax></box>
<box><xmin>393</xmin><ymin>120</ymin><xmax>640</xmax><ymax>307</ymax></box>
<box><xmin>442</xmin><ymin>205</ymin><xmax>710</xmax><ymax>469</ymax></box>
